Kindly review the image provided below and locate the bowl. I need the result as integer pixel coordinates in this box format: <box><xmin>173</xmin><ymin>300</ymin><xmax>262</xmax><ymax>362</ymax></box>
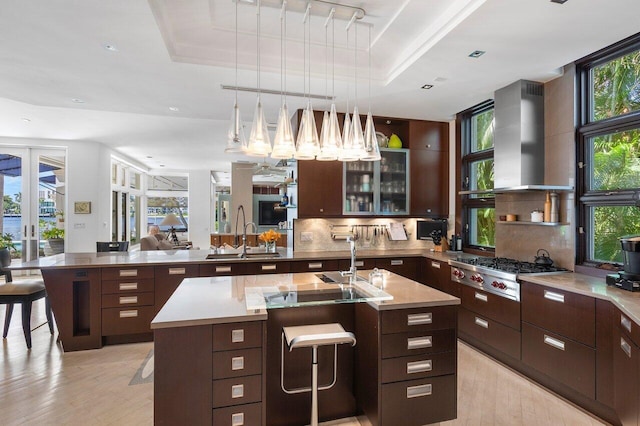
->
<box><xmin>376</xmin><ymin>132</ymin><xmax>388</xmax><ymax>147</ymax></box>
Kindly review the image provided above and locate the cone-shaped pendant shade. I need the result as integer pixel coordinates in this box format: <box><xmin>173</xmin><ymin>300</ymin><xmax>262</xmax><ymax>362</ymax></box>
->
<box><xmin>351</xmin><ymin>106</ymin><xmax>366</xmax><ymax>155</ymax></box>
<box><xmin>247</xmin><ymin>98</ymin><xmax>271</xmax><ymax>157</ymax></box>
<box><xmin>361</xmin><ymin>111</ymin><xmax>381</xmax><ymax>161</ymax></box>
<box><xmin>225</xmin><ymin>102</ymin><xmax>247</xmax><ymax>153</ymax></box>
<box><xmin>317</xmin><ymin>104</ymin><xmax>342</xmax><ymax>161</ymax></box>
<box><xmin>294</xmin><ymin>102</ymin><xmax>320</xmax><ymax>160</ymax></box>
<box><xmin>338</xmin><ymin>111</ymin><xmax>359</xmax><ymax>161</ymax></box>
<box><xmin>271</xmin><ymin>103</ymin><xmax>296</xmax><ymax>159</ymax></box>
<box><xmin>316</xmin><ymin>111</ymin><xmax>334</xmax><ymax>161</ymax></box>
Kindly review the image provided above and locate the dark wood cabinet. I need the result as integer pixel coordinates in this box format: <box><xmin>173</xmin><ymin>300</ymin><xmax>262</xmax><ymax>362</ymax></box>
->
<box><xmin>596</xmin><ymin>300</ymin><xmax>615</xmax><ymax>407</ymax></box>
<box><xmin>154</xmin><ymin>264</ymin><xmax>200</xmax><ymax>313</ymax></box>
<box><xmin>612</xmin><ymin>307</ymin><xmax>640</xmax><ymax>426</ymax></box>
<box><xmin>460</xmin><ymin>285</ymin><xmax>520</xmax><ymax>330</ymax></box>
<box><xmin>297</xmin><ymin>159</ymin><xmax>343</xmax><ymax>218</ymax></box>
<box><xmin>375</xmin><ymin>257</ymin><xmax>419</xmax><ymax>281</ymax></box>
<box><xmin>245</xmin><ymin>260</ymin><xmax>291</xmax><ymax>275</ymax></box>
<box><xmin>290</xmin><ymin>259</ymin><xmax>340</xmax><ymax>273</ymax></box>
<box><xmin>420</xmin><ymin>258</ymin><xmax>451</xmax><ymax>293</ymax></box>
<box><xmin>199</xmin><ymin>262</ymin><xmax>248</xmax><ymax>277</ymax></box>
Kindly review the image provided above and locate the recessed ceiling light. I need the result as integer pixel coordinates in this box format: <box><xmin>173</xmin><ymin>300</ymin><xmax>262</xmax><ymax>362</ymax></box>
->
<box><xmin>421</xmin><ymin>84</ymin><xmax>434</xmax><ymax>90</ymax></box>
<box><xmin>550</xmin><ymin>0</ymin><xmax>568</xmax><ymax>4</ymax></box>
<box><xmin>168</xmin><ymin>106</ymin><xmax>179</xmax><ymax>112</ymax></box>
<box><xmin>21</xmin><ymin>118</ymin><xmax>31</xmax><ymax>123</ymax></box>
<box><xmin>146</xmin><ymin>156</ymin><xmax>153</xmax><ymax>159</ymax></box>
<box><xmin>435</xmin><ymin>77</ymin><xmax>448</xmax><ymax>82</ymax></box>
<box><xmin>468</xmin><ymin>50</ymin><xmax>486</xmax><ymax>58</ymax></box>
<box><xmin>71</xmin><ymin>98</ymin><xmax>85</xmax><ymax>103</ymax></box>
<box><xmin>159</xmin><ymin>164</ymin><xmax>165</xmax><ymax>167</ymax></box>
<box><xmin>102</xmin><ymin>43</ymin><xmax>118</xmax><ymax>52</ymax></box>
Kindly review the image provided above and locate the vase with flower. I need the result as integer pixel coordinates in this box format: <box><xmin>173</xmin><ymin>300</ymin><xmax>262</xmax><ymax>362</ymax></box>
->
<box><xmin>259</xmin><ymin>229</ymin><xmax>280</xmax><ymax>253</ymax></box>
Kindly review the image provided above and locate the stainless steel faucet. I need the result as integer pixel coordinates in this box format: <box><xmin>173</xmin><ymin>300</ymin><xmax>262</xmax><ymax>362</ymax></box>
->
<box><xmin>242</xmin><ymin>221</ymin><xmax>257</xmax><ymax>258</ymax></box>
<box><xmin>233</xmin><ymin>205</ymin><xmax>257</xmax><ymax>258</ymax></box>
<box><xmin>340</xmin><ymin>234</ymin><xmax>359</xmax><ymax>285</ymax></box>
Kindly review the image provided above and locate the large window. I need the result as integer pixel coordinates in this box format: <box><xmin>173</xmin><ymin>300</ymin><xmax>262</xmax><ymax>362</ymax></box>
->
<box><xmin>458</xmin><ymin>100</ymin><xmax>495</xmax><ymax>249</ymax></box>
<box><xmin>577</xmin><ymin>33</ymin><xmax>640</xmax><ymax>266</ymax></box>
<box><xmin>111</xmin><ymin>159</ymin><xmax>144</xmax><ymax>243</ymax></box>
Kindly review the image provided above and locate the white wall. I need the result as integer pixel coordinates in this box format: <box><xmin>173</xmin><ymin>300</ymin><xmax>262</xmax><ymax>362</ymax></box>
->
<box><xmin>187</xmin><ymin>169</ymin><xmax>212</xmax><ymax>250</ymax></box>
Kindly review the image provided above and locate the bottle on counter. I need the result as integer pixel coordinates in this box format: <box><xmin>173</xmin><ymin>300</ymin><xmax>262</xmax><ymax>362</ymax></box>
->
<box><xmin>544</xmin><ymin>192</ymin><xmax>551</xmax><ymax>222</ymax></box>
<box><xmin>550</xmin><ymin>192</ymin><xmax>559</xmax><ymax>222</ymax></box>
<box><xmin>456</xmin><ymin>234</ymin><xmax>463</xmax><ymax>251</ymax></box>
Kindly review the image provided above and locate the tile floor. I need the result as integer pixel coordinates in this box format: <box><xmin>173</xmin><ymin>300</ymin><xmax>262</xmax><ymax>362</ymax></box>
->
<box><xmin>1</xmin><ymin>298</ymin><xmax>608</xmax><ymax>425</ymax></box>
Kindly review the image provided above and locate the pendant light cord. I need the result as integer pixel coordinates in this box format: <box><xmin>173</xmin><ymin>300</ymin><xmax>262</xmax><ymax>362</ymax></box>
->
<box><xmin>257</xmin><ymin>0</ymin><xmax>261</xmax><ymax>99</ymax></box>
<box><xmin>234</xmin><ymin>0</ymin><xmax>239</xmax><ymax>104</ymax></box>
<box><xmin>368</xmin><ymin>24</ymin><xmax>371</xmax><ymax>112</ymax></box>
<box><xmin>345</xmin><ymin>27</ymin><xmax>349</xmax><ymax>114</ymax></box>
<box><xmin>353</xmin><ymin>23</ymin><xmax>357</xmax><ymax>110</ymax></box>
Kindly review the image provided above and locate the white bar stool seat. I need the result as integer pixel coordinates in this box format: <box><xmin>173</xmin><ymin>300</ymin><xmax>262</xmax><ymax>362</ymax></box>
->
<box><xmin>282</xmin><ymin>323</ymin><xmax>356</xmax><ymax>426</ymax></box>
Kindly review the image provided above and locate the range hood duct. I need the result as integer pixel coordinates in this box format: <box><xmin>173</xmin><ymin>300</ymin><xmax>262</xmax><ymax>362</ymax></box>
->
<box><xmin>493</xmin><ymin>80</ymin><xmax>547</xmax><ymax>191</ymax></box>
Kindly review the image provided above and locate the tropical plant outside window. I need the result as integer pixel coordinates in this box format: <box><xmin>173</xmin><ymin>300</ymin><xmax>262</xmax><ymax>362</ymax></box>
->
<box><xmin>459</xmin><ymin>101</ymin><xmax>495</xmax><ymax>249</ymax></box>
<box><xmin>577</xmin><ymin>35</ymin><xmax>640</xmax><ymax>265</ymax></box>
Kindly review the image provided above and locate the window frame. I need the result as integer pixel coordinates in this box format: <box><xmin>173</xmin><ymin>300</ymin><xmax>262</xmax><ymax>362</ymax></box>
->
<box><xmin>457</xmin><ymin>99</ymin><xmax>496</xmax><ymax>252</ymax></box>
<box><xmin>576</xmin><ymin>32</ymin><xmax>640</xmax><ymax>267</ymax></box>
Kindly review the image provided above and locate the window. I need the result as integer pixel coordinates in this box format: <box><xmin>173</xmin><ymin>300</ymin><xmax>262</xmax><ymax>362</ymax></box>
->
<box><xmin>111</xmin><ymin>159</ymin><xmax>145</xmax><ymax>243</ymax></box>
<box><xmin>577</xmin><ymin>33</ymin><xmax>640</xmax><ymax>266</ymax></box>
<box><xmin>146</xmin><ymin>175</ymin><xmax>189</xmax><ymax>236</ymax></box>
<box><xmin>458</xmin><ymin>100</ymin><xmax>495</xmax><ymax>249</ymax></box>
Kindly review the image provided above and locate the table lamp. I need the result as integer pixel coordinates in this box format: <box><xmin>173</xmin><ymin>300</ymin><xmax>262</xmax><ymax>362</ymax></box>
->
<box><xmin>160</xmin><ymin>213</ymin><xmax>181</xmax><ymax>244</ymax></box>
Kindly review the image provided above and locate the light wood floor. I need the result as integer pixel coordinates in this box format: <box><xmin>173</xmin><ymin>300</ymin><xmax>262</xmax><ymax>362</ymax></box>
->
<box><xmin>1</xmin><ymin>299</ymin><xmax>608</xmax><ymax>425</ymax></box>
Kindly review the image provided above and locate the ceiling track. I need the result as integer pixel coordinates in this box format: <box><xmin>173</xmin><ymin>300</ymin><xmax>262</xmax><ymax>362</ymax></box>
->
<box><xmin>236</xmin><ymin>0</ymin><xmax>365</xmax><ymax>22</ymax></box>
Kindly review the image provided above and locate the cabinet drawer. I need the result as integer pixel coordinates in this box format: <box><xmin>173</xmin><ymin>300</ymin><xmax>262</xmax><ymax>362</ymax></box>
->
<box><xmin>338</xmin><ymin>258</ymin><xmax>376</xmax><ymax>271</ymax></box>
<box><xmin>381</xmin><ymin>329</ymin><xmax>456</xmax><ymax>359</ymax></box>
<box><xmin>381</xmin><ymin>351</ymin><xmax>456</xmax><ymax>384</ymax></box>
<box><xmin>213</xmin><ymin>322</ymin><xmax>263</xmax><ymax>352</ymax></box>
<box><xmin>102</xmin><ymin>278</ymin><xmax>155</xmax><ymax>294</ymax></box>
<box><xmin>440</xmin><ymin>279</ymin><xmax>461</xmax><ymax>298</ymax></box>
<box><xmin>213</xmin><ymin>348</ymin><xmax>262</xmax><ymax>380</ymax></box>
<box><xmin>200</xmin><ymin>263</ymin><xmax>247</xmax><ymax>277</ymax></box>
<box><xmin>289</xmin><ymin>259</ymin><xmax>339</xmax><ymax>273</ymax></box>
<box><xmin>522</xmin><ymin>322</ymin><xmax>595</xmax><ymax>399</ymax></box>
<box><xmin>459</xmin><ymin>307</ymin><xmax>521</xmax><ymax>360</ymax></box>
<box><xmin>381</xmin><ymin>375</ymin><xmax>456</xmax><ymax>425</ymax></box>
<box><xmin>521</xmin><ymin>282</ymin><xmax>595</xmax><ymax>347</ymax></box>
<box><xmin>376</xmin><ymin>257</ymin><xmax>419</xmax><ymax>280</ymax></box>
<box><xmin>381</xmin><ymin>305</ymin><xmax>456</xmax><ymax>334</ymax></box>
<box><xmin>101</xmin><ymin>266</ymin><xmax>154</xmax><ymax>280</ymax></box>
<box><xmin>212</xmin><ymin>402</ymin><xmax>262</xmax><ymax>426</ymax></box>
<box><xmin>212</xmin><ymin>375</ymin><xmax>262</xmax><ymax>408</ymax></box>
<box><xmin>245</xmin><ymin>261</ymin><xmax>290</xmax><ymax>275</ymax></box>
<box><xmin>102</xmin><ymin>292</ymin><xmax>154</xmax><ymax>308</ymax></box>
<box><xmin>617</xmin><ymin>310</ymin><xmax>640</xmax><ymax>348</ymax></box>
<box><xmin>102</xmin><ymin>305</ymin><xmax>155</xmax><ymax>335</ymax></box>
<box><xmin>460</xmin><ymin>285</ymin><xmax>520</xmax><ymax>330</ymax></box>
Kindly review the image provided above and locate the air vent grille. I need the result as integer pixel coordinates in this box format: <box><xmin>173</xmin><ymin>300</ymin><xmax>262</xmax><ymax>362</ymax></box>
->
<box><xmin>524</xmin><ymin>82</ymin><xmax>543</xmax><ymax>97</ymax></box>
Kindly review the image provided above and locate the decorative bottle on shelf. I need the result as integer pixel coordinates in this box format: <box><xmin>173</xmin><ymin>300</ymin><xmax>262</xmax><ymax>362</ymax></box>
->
<box><xmin>544</xmin><ymin>192</ymin><xmax>551</xmax><ymax>222</ymax></box>
<box><xmin>550</xmin><ymin>192</ymin><xmax>559</xmax><ymax>222</ymax></box>
<box><xmin>281</xmin><ymin>192</ymin><xmax>289</xmax><ymax>207</ymax></box>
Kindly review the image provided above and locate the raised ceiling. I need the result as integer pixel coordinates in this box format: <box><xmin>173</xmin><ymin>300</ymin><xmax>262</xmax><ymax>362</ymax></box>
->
<box><xmin>0</xmin><ymin>0</ymin><xmax>639</xmax><ymax>173</ymax></box>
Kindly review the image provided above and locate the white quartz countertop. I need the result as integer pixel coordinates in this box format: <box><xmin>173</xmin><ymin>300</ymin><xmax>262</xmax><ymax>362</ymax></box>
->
<box><xmin>151</xmin><ymin>270</ymin><xmax>460</xmax><ymax>330</ymax></box>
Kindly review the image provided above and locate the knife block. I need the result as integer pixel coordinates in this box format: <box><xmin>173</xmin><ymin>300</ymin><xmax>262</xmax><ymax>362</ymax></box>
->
<box><xmin>434</xmin><ymin>238</ymin><xmax>449</xmax><ymax>252</ymax></box>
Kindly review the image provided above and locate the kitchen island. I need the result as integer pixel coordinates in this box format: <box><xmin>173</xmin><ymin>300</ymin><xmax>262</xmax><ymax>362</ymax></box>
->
<box><xmin>151</xmin><ymin>271</ymin><xmax>460</xmax><ymax>426</ymax></box>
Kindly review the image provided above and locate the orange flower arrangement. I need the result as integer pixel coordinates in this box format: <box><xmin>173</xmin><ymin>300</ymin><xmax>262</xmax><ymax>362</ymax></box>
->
<box><xmin>259</xmin><ymin>229</ymin><xmax>280</xmax><ymax>244</ymax></box>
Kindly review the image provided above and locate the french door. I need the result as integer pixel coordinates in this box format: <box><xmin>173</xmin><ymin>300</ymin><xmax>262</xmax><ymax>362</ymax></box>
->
<box><xmin>0</xmin><ymin>147</ymin><xmax>66</xmax><ymax>263</ymax></box>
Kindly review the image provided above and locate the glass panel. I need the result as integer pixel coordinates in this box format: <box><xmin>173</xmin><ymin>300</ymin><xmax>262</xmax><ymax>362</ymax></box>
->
<box><xmin>112</xmin><ymin>191</ymin><xmax>118</xmax><ymax>241</ymax></box>
<box><xmin>469</xmin><ymin>207</ymin><xmax>495</xmax><ymax>247</ymax></box>
<box><xmin>471</xmin><ymin>109</ymin><xmax>494</xmax><ymax>153</ymax></box>
<box><xmin>344</xmin><ymin>161</ymin><xmax>375</xmax><ymax>214</ymax></box>
<box><xmin>130</xmin><ymin>194</ymin><xmax>141</xmax><ymax>244</ymax></box>
<box><xmin>0</xmin><ymin>154</ymin><xmax>23</xmax><ymax>262</ymax></box>
<box><xmin>379</xmin><ymin>150</ymin><xmax>407</xmax><ymax>214</ymax></box>
<box><xmin>589</xmin><ymin>128</ymin><xmax>640</xmax><ymax>191</ymax></box>
<box><xmin>148</xmin><ymin>175</ymin><xmax>188</xmax><ymax>191</ymax></box>
<box><xmin>121</xmin><ymin>193</ymin><xmax>127</xmax><ymax>241</ymax></box>
<box><xmin>129</xmin><ymin>171</ymin><xmax>141</xmax><ymax>190</ymax></box>
<box><xmin>591</xmin><ymin>49</ymin><xmax>640</xmax><ymax>121</ymax></box>
<box><xmin>147</xmin><ymin>196</ymin><xmax>189</xmax><ymax>232</ymax></box>
<box><xmin>590</xmin><ymin>205</ymin><xmax>640</xmax><ymax>263</ymax></box>
<box><xmin>38</xmin><ymin>153</ymin><xmax>65</xmax><ymax>259</ymax></box>
<box><xmin>469</xmin><ymin>158</ymin><xmax>495</xmax><ymax>198</ymax></box>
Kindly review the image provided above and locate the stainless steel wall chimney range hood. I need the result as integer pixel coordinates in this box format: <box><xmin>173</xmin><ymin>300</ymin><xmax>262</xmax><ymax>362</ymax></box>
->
<box><xmin>492</xmin><ymin>79</ymin><xmax>572</xmax><ymax>193</ymax></box>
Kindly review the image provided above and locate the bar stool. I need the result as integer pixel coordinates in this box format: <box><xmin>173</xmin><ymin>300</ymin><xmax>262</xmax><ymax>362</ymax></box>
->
<box><xmin>281</xmin><ymin>323</ymin><xmax>356</xmax><ymax>426</ymax></box>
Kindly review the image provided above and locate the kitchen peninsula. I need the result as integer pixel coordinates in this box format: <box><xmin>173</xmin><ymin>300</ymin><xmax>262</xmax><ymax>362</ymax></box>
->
<box><xmin>151</xmin><ymin>271</ymin><xmax>460</xmax><ymax>426</ymax></box>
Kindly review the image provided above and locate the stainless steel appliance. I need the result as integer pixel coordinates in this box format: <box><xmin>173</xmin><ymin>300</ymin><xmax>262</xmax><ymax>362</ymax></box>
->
<box><xmin>605</xmin><ymin>235</ymin><xmax>640</xmax><ymax>292</ymax></box>
<box><xmin>449</xmin><ymin>257</ymin><xmax>569</xmax><ymax>302</ymax></box>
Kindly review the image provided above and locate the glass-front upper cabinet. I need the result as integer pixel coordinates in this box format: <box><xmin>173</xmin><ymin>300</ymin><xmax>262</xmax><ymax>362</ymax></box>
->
<box><xmin>343</xmin><ymin>148</ymin><xmax>410</xmax><ymax>215</ymax></box>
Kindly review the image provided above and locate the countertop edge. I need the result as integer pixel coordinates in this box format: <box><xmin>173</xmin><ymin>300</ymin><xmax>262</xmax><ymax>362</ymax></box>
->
<box><xmin>151</xmin><ymin>312</ymin><xmax>267</xmax><ymax>330</ymax></box>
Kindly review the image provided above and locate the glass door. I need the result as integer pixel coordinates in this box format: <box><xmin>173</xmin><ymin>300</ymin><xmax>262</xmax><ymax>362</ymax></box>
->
<box><xmin>0</xmin><ymin>148</ymin><xmax>65</xmax><ymax>265</ymax></box>
<box><xmin>379</xmin><ymin>148</ymin><xmax>409</xmax><ymax>215</ymax></box>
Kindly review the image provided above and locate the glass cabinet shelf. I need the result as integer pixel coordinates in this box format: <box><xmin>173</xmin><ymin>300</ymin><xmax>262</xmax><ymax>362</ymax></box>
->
<box><xmin>343</xmin><ymin>148</ymin><xmax>410</xmax><ymax>215</ymax></box>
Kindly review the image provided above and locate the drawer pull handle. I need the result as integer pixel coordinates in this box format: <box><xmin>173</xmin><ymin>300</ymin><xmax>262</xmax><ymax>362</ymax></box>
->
<box><xmin>621</xmin><ymin>315</ymin><xmax>632</xmax><ymax>333</ymax></box>
<box><xmin>308</xmin><ymin>262</ymin><xmax>323</xmax><ymax>269</ymax></box>
<box><xmin>407</xmin><ymin>360</ymin><xmax>432</xmax><ymax>374</ymax></box>
<box><xmin>261</xmin><ymin>264</ymin><xmax>277</xmax><ymax>271</ymax></box>
<box><xmin>231</xmin><ymin>412</ymin><xmax>245</xmax><ymax>426</ymax></box>
<box><xmin>231</xmin><ymin>356</ymin><xmax>245</xmax><ymax>371</ymax></box>
<box><xmin>119</xmin><ymin>296</ymin><xmax>138</xmax><ymax>305</ymax></box>
<box><xmin>231</xmin><ymin>384</ymin><xmax>244</xmax><ymax>399</ymax></box>
<box><xmin>216</xmin><ymin>266</ymin><xmax>232</xmax><ymax>273</ymax></box>
<box><xmin>119</xmin><ymin>282</ymin><xmax>138</xmax><ymax>291</ymax></box>
<box><xmin>621</xmin><ymin>337</ymin><xmax>632</xmax><ymax>358</ymax></box>
<box><xmin>543</xmin><ymin>334</ymin><xmax>565</xmax><ymax>351</ymax></box>
<box><xmin>168</xmin><ymin>267</ymin><xmax>186</xmax><ymax>275</ymax></box>
<box><xmin>406</xmin><ymin>383</ymin><xmax>432</xmax><ymax>399</ymax></box>
<box><xmin>407</xmin><ymin>336</ymin><xmax>432</xmax><ymax>350</ymax></box>
<box><xmin>231</xmin><ymin>329</ymin><xmax>245</xmax><ymax>343</ymax></box>
<box><xmin>391</xmin><ymin>259</ymin><xmax>404</xmax><ymax>266</ymax></box>
<box><xmin>474</xmin><ymin>317</ymin><xmax>489</xmax><ymax>329</ymax></box>
<box><xmin>431</xmin><ymin>261</ymin><xmax>440</xmax><ymax>269</ymax></box>
<box><xmin>474</xmin><ymin>292</ymin><xmax>488</xmax><ymax>302</ymax></box>
<box><xmin>354</xmin><ymin>261</ymin><xmax>364</xmax><ymax>267</ymax></box>
<box><xmin>119</xmin><ymin>269</ymin><xmax>138</xmax><ymax>277</ymax></box>
<box><xmin>119</xmin><ymin>310</ymin><xmax>138</xmax><ymax>318</ymax></box>
<box><xmin>543</xmin><ymin>290</ymin><xmax>565</xmax><ymax>303</ymax></box>
<box><xmin>407</xmin><ymin>312</ymin><xmax>432</xmax><ymax>326</ymax></box>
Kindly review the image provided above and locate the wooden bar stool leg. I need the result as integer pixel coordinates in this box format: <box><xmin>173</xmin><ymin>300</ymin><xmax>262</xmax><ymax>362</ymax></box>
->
<box><xmin>3</xmin><ymin>303</ymin><xmax>14</xmax><ymax>338</ymax></box>
<box><xmin>21</xmin><ymin>301</ymin><xmax>33</xmax><ymax>349</ymax></box>
<box><xmin>45</xmin><ymin>296</ymin><xmax>54</xmax><ymax>335</ymax></box>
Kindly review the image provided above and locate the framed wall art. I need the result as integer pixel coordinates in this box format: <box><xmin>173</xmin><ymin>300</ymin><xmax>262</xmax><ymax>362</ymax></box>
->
<box><xmin>74</xmin><ymin>201</ymin><xmax>91</xmax><ymax>214</ymax></box>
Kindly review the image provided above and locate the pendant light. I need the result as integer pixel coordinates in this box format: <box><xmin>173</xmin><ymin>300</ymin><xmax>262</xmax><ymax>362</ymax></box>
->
<box><xmin>361</xmin><ymin>24</ymin><xmax>381</xmax><ymax>161</ymax></box>
<box><xmin>337</xmin><ymin>24</ymin><xmax>359</xmax><ymax>162</ymax></box>
<box><xmin>350</xmin><ymin>23</ymin><xmax>366</xmax><ymax>159</ymax></box>
<box><xmin>225</xmin><ymin>0</ymin><xmax>247</xmax><ymax>153</ymax></box>
<box><xmin>271</xmin><ymin>1</ymin><xmax>296</xmax><ymax>159</ymax></box>
<box><xmin>317</xmin><ymin>9</ymin><xmax>341</xmax><ymax>161</ymax></box>
<box><xmin>294</xmin><ymin>4</ymin><xmax>320</xmax><ymax>160</ymax></box>
<box><xmin>247</xmin><ymin>0</ymin><xmax>272</xmax><ymax>157</ymax></box>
